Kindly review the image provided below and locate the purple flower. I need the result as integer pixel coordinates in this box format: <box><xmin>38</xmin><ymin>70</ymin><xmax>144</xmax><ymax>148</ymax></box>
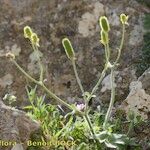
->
<box><xmin>76</xmin><ymin>103</ymin><xmax>85</xmax><ymax>111</ymax></box>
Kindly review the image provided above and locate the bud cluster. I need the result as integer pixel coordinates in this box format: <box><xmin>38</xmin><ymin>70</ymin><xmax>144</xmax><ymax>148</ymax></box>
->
<box><xmin>24</xmin><ymin>26</ymin><xmax>40</xmax><ymax>47</ymax></box>
<box><xmin>99</xmin><ymin>14</ymin><xmax>128</xmax><ymax>45</ymax></box>
<box><xmin>120</xmin><ymin>14</ymin><xmax>129</xmax><ymax>25</ymax></box>
<box><xmin>99</xmin><ymin>16</ymin><xmax>110</xmax><ymax>45</ymax></box>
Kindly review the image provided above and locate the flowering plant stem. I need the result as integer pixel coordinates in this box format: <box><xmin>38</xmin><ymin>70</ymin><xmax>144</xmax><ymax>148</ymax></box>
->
<box><xmin>90</xmin><ymin>63</ymin><xmax>108</xmax><ymax>98</ymax></box>
<box><xmin>103</xmin><ymin>67</ymin><xmax>115</xmax><ymax>128</ymax></box>
<box><xmin>13</xmin><ymin>57</ymin><xmax>100</xmax><ymax>144</ymax></box>
<box><xmin>84</xmin><ymin>114</ymin><xmax>101</xmax><ymax>147</ymax></box>
<box><xmin>103</xmin><ymin>23</ymin><xmax>126</xmax><ymax>129</ymax></box>
<box><xmin>12</xmin><ymin>59</ymin><xmax>73</xmax><ymax>110</ymax></box>
<box><xmin>88</xmin><ymin>42</ymin><xmax>109</xmax><ymax>102</ymax></box>
<box><xmin>72</xmin><ymin>59</ymin><xmax>84</xmax><ymax>94</ymax></box>
<box><xmin>114</xmin><ymin>24</ymin><xmax>125</xmax><ymax>65</ymax></box>
<box><xmin>127</xmin><ymin>120</ymin><xmax>134</xmax><ymax>136</ymax></box>
<box><xmin>71</xmin><ymin>59</ymin><xmax>101</xmax><ymax>145</ymax></box>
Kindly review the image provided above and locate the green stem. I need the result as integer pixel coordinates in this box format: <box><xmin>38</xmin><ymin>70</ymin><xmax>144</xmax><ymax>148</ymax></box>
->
<box><xmin>106</xmin><ymin>43</ymin><xmax>110</xmax><ymax>61</ymax></box>
<box><xmin>84</xmin><ymin>114</ymin><xmax>101</xmax><ymax>149</ymax></box>
<box><xmin>103</xmin><ymin>67</ymin><xmax>115</xmax><ymax>129</ymax></box>
<box><xmin>84</xmin><ymin>115</ymin><xmax>99</xmax><ymax>141</ymax></box>
<box><xmin>88</xmin><ymin>64</ymin><xmax>108</xmax><ymax>101</ymax></box>
<box><xmin>55</xmin><ymin>115</ymin><xmax>73</xmax><ymax>138</ymax></box>
<box><xmin>88</xmin><ymin>42</ymin><xmax>109</xmax><ymax>101</ymax></box>
<box><xmin>127</xmin><ymin>121</ymin><xmax>134</xmax><ymax>136</ymax></box>
<box><xmin>12</xmin><ymin>60</ymin><xmax>38</xmax><ymax>83</ymax></box>
<box><xmin>72</xmin><ymin>59</ymin><xmax>84</xmax><ymax>94</ymax></box>
<box><xmin>104</xmin><ymin>44</ymin><xmax>108</xmax><ymax>62</ymax></box>
<box><xmin>103</xmin><ymin>24</ymin><xmax>126</xmax><ymax>129</ymax></box>
<box><xmin>84</xmin><ymin>114</ymin><xmax>96</xmax><ymax>137</ymax></box>
<box><xmin>12</xmin><ymin>60</ymin><xmax>73</xmax><ymax>111</ymax></box>
<box><xmin>71</xmin><ymin>59</ymin><xmax>90</xmax><ymax>113</ymax></box>
<box><xmin>71</xmin><ymin>59</ymin><xmax>101</xmax><ymax>145</ymax></box>
<box><xmin>41</xmin><ymin>84</ymin><xmax>73</xmax><ymax>110</ymax></box>
<box><xmin>114</xmin><ymin>24</ymin><xmax>125</xmax><ymax>65</ymax></box>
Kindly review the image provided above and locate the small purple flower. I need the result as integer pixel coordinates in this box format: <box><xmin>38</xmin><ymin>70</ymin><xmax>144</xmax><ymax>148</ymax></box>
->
<box><xmin>76</xmin><ymin>103</ymin><xmax>85</xmax><ymax>111</ymax></box>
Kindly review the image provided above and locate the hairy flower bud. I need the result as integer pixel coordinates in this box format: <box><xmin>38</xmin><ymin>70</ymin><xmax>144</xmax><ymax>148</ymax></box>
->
<box><xmin>99</xmin><ymin>16</ymin><xmax>110</xmax><ymax>32</ymax></box>
<box><xmin>31</xmin><ymin>33</ymin><xmax>40</xmax><ymax>47</ymax></box>
<box><xmin>100</xmin><ymin>30</ymin><xmax>109</xmax><ymax>45</ymax></box>
<box><xmin>24</xmin><ymin>26</ymin><xmax>32</xmax><ymax>39</ymax></box>
<box><xmin>62</xmin><ymin>38</ymin><xmax>75</xmax><ymax>60</ymax></box>
<box><xmin>120</xmin><ymin>14</ymin><xmax>128</xmax><ymax>25</ymax></box>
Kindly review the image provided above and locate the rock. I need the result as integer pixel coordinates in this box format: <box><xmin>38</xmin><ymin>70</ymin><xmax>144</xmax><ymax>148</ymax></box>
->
<box><xmin>0</xmin><ymin>74</ymin><xmax>13</xmax><ymax>88</ymax></box>
<box><xmin>129</xmin><ymin>15</ymin><xmax>144</xmax><ymax>46</ymax></box>
<box><xmin>11</xmin><ymin>44</ymin><xmax>21</xmax><ymax>57</ymax></box>
<box><xmin>78</xmin><ymin>12</ymin><xmax>96</xmax><ymax>37</ymax></box>
<box><xmin>4</xmin><ymin>44</ymin><xmax>21</xmax><ymax>57</ymax></box>
<box><xmin>27</xmin><ymin>62</ymin><xmax>39</xmax><ymax>75</ymax></box>
<box><xmin>101</xmin><ymin>71</ymin><xmax>118</xmax><ymax>93</ymax></box>
<box><xmin>29</xmin><ymin>50</ymin><xmax>43</xmax><ymax>63</ymax></box>
<box><xmin>139</xmin><ymin>67</ymin><xmax>150</xmax><ymax>93</ymax></box>
<box><xmin>0</xmin><ymin>99</ymin><xmax>40</xmax><ymax>150</ymax></box>
<box><xmin>100</xmin><ymin>68</ymin><xmax>136</xmax><ymax>102</ymax></box>
<box><xmin>78</xmin><ymin>2</ymin><xmax>104</xmax><ymax>37</ymax></box>
<box><xmin>109</xmin><ymin>12</ymin><xmax>120</xmax><ymax>27</ymax></box>
<box><xmin>121</xmin><ymin>68</ymin><xmax>150</xmax><ymax>120</ymax></box>
<box><xmin>28</xmin><ymin>50</ymin><xmax>43</xmax><ymax>75</ymax></box>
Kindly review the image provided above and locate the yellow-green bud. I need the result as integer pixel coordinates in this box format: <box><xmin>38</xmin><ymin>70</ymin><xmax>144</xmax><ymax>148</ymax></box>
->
<box><xmin>100</xmin><ymin>30</ymin><xmax>109</xmax><ymax>45</ymax></box>
<box><xmin>31</xmin><ymin>33</ymin><xmax>40</xmax><ymax>47</ymax></box>
<box><xmin>107</xmin><ymin>62</ymin><xmax>113</xmax><ymax>68</ymax></box>
<box><xmin>62</xmin><ymin>38</ymin><xmax>75</xmax><ymax>60</ymax></box>
<box><xmin>24</xmin><ymin>26</ymin><xmax>32</xmax><ymax>39</ymax></box>
<box><xmin>120</xmin><ymin>14</ymin><xmax>129</xmax><ymax>25</ymax></box>
<box><xmin>99</xmin><ymin>16</ymin><xmax>110</xmax><ymax>32</ymax></box>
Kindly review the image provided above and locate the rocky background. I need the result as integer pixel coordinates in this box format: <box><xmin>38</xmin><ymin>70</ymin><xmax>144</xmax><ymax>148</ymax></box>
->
<box><xmin>0</xmin><ymin>0</ymin><xmax>149</xmax><ymax>115</ymax></box>
<box><xmin>0</xmin><ymin>0</ymin><xmax>150</xmax><ymax>150</ymax></box>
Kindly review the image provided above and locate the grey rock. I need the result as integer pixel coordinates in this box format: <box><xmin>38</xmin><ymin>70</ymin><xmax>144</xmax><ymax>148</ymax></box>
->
<box><xmin>0</xmin><ymin>99</ymin><xmax>40</xmax><ymax>150</ymax></box>
<box><xmin>121</xmin><ymin>68</ymin><xmax>150</xmax><ymax>120</ymax></box>
<box><xmin>0</xmin><ymin>74</ymin><xmax>13</xmax><ymax>88</ymax></box>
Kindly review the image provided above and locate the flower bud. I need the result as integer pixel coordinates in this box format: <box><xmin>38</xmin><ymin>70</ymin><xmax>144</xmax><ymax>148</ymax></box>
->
<box><xmin>99</xmin><ymin>16</ymin><xmax>110</xmax><ymax>32</ymax></box>
<box><xmin>62</xmin><ymin>38</ymin><xmax>75</xmax><ymax>60</ymax></box>
<box><xmin>24</xmin><ymin>26</ymin><xmax>32</xmax><ymax>39</ymax></box>
<box><xmin>107</xmin><ymin>62</ymin><xmax>113</xmax><ymax>68</ymax></box>
<box><xmin>6</xmin><ymin>52</ymin><xmax>15</xmax><ymax>60</ymax></box>
<box><xmin>120</xmin><ymin>14</ymin><xmax>128</xmax><ymax>25</ymax></box>
<box><xmin>76</xmin><ymin>103</ymin><xmax>85</xmax><ymax>111</ymax></box>
<box><xmin>100</xmin><ymin>30</ymin><xmax>109</xmax><ymax>45</ymax></box>
<box><xmin>31</xmin><ymin>33</ymin><xmax>40</xmax><ymax>47</ymax></box>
